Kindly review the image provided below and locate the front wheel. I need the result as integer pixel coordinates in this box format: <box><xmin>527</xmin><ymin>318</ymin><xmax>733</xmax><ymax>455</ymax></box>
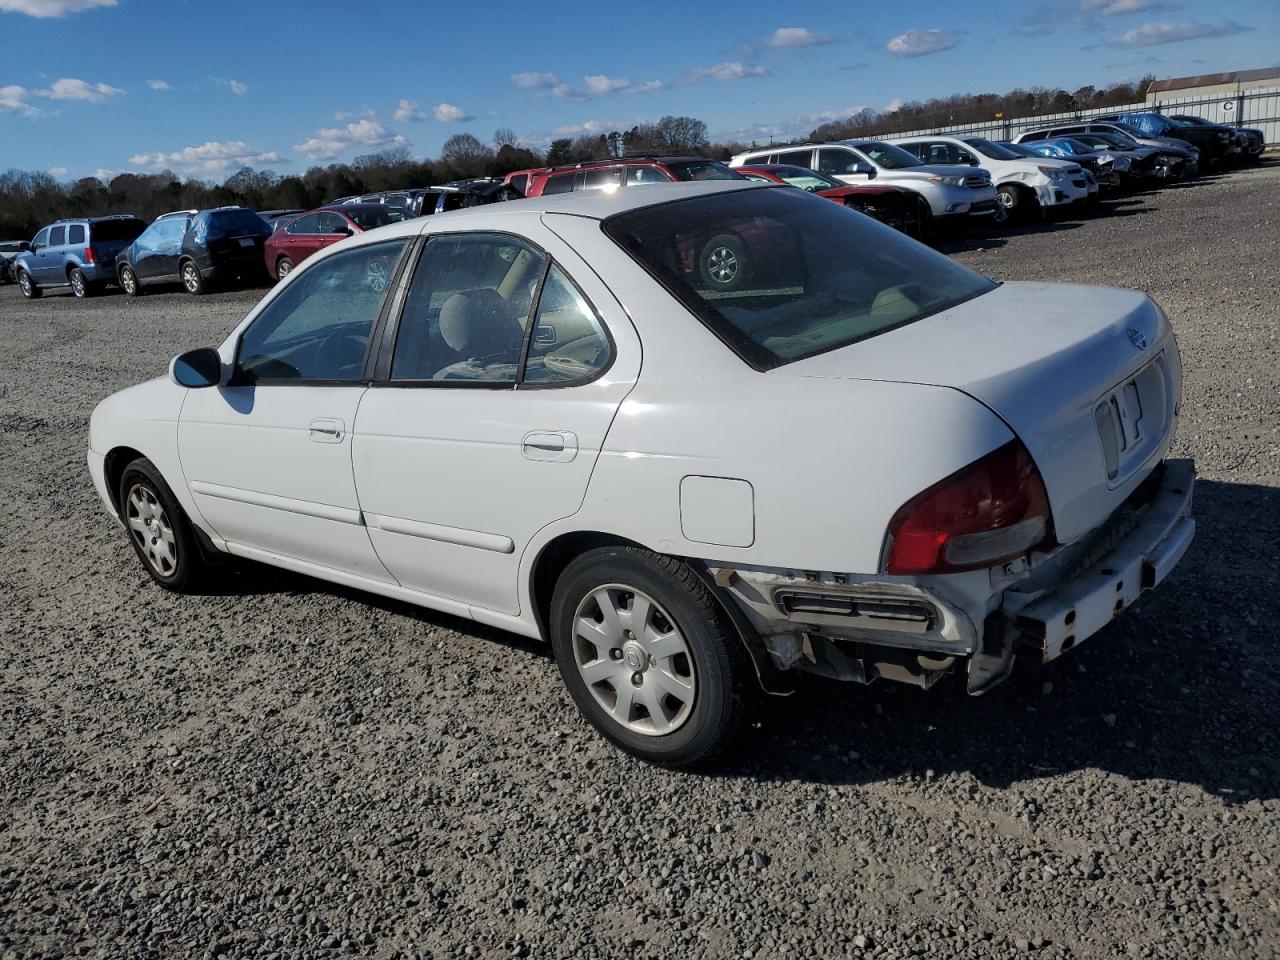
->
<box><xmin>118</xmin><ymin>458</ymin><xmax>213</xmax><ymax>592</ymax></box>
<box><xmin>180</xmin><ymin>260</ymin><xmax>206</xmax><ymax>295</ymax></box>
<box><xmin>995</xmin><ymin>184</ymin><xmax>1023</xmax><ymax>224</ymax></box>
<box><xmin>550</xmin><ymin>546</ymin><xmax>750</xmax><ymax>766</ymax></box>
<box><xmin>17</xmin><ymin>270</ymin><xmax>40</xmax><ymax>299</ymax></box>
<box><xmin>275</xmin><ymin>257</ymin><xmax>294</xmax><ymax>280</ymax></box>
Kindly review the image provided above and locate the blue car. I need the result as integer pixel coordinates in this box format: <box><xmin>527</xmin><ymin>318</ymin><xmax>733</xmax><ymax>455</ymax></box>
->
<box><xmin>15</xmin><ymin>215</ymin><xmax>147</xmax><ymax>299</ymax></box>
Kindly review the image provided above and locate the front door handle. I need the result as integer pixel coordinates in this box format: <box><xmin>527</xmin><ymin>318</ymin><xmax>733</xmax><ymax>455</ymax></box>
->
<box><xmin>309</xmin><ymin>418</ymin><xmax>345</xmax><ymax>443</ymax></box>
<box><xmin>522</xmin><ymin>431</ymin><xmax>578</xmax><ymax>462</ymax></box>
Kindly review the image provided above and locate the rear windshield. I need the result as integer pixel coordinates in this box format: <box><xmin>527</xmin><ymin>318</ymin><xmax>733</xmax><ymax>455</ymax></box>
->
<box><xmin>603</xmin><ymin>187</ymin><xmax>997</xmax><ymax>370</ymax></box>
<box><xmin>206</xmin><ymin>210</ymin><xmax>270</xmax><ymax>238</ymax></box>
<box><xmin>90</xmin><ymin>219</ymin><xmax>146</xmax><ymax>242</ymax></box>
<box><xmin>345</xmin><ymin>206</ymin><xmax>408</xmax><ymax>230</ymax></box>
<box><xmin>663</xmin><ymin>160</ymin><xmax>741</xmax><ymax>182</ymax></box>
<box><xmin>849</xmin><ymin>142</ymin><xmax>923</xmax><ymax>169</ymax></box>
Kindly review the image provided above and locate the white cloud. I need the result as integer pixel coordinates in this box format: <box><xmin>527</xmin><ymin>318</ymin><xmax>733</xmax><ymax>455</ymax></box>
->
<box><xmin>512</xmin><ymin>71</ymin><xmax>559</xmax><ymax>89</ymax></box>
<box><xmin>47</xmin><ymin>165</ymin><xmax>66</xmax><ymax>175</ymax></box>
<box><xmin>886</xmin><ymin>28</ymin><xmax>959</xmax><ymax>57</ymax></box>
<box><xmin>684</xmin><ymin>62</ymin><xmax>772</xmax><ymax>83</ymax></box>
<box><xmin>293</xmin><ymin>119</ymin><xmax>407</xmax><ymax>161</ymax></box>
<box><xmin>130</xmin><ymin>140</ymin><xmax>281</xmax><ymax>173</ymax></box>
<box><xmin>393</xmin><ymin>98</ymin><xmax>426</xmax><ymax>122</ymax></box>
<box><xmin>1016</xmin><ymin>0</ymin><xmax>1181</xmax><ymax>37</ymax></box>
<box><xmin>145</xmin><ymin>79</ymin><xmax>170</xmax><ymax>91</ymax></box>
<box><xmin>884</xmin><ymin>97</ymin><xmax>905</xmax><ymax>112</ymax></box>
<box><xmin>35</xmin><ymin>77</ymin><xmax>125</xmax><ymax>102</ymax></box>
<box><xmin>554</xmin><ymin>120</ymin><xmax>607</xmax><ymax>136</ymax></box>
<box><xmin>1104</xmin><ymin>18</ymin><xmax>1252</xmax><ymax>46</ymax></box>
<box><xmin>0</xmin><ymin>84</ymin><xmax>37</xmax><ymax>116</ymax></box>
<box><xmin>433</xmin><ymin>101</ymin><xmax>474</xmax><ymax>122</ymax></box>
<box><xmin>0</xmin><ymin>0</ymin><xmax>115</xmax><ymax>16</ymax></box>
<box><xmin>768</xmin><ymin>27</ymin><xmax>834</xmax><ymax>48</ymax></box>
<box><xmin>229</xmin><ymin>79</ymin><xmax>247</xmax><ymax>95</ymax></box>
<box><xmin>91</xmin><ymin>168</ymin><xmax>115</xmax><ymax>181</ymax></box>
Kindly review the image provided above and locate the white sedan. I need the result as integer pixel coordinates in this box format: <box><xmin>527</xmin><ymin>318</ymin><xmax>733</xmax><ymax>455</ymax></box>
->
<box><xmin>88</xmin><ymin>181</ymin><xmax>1195</xmax><ymax>765</ymax></box>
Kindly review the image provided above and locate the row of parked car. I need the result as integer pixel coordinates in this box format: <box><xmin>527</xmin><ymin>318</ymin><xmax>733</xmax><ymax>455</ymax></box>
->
<box><xmin>1</xmin><ymin>110</ymin><xmax>1265</xmax><ymax>300</ymax></box>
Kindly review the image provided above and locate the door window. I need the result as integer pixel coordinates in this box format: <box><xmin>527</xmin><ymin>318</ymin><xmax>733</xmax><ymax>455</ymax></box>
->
<box><xmin>67</xmin><ymin>224</ymin><xmax>86</xmax><ymax>245</ymax></box>
<box><xmin>627</xmin><ymin>166</ymin><xmax>672</xmax><ymax>185</ymax></box>
<box><xmin>287</xmin><ymin>214</ymin><xmax>321</xmax><ymax>235</ymax></box>
<box><xmin>390</xmin><ymin>234</ymin><xmax>547</xmax><ymax>383</ymax></box>
<box><xmin>817</xmin><ymin>149</ymin><xmax>859</xmax><ymax>175</ymax></box>
<box><xmin>32</xmin><ymin>228</ymin><xmax>49</xmax><ymax>247</ymax></box>
<box><xmin>235</xmin><ymin>239</ymin><xmax>407</xmax><ymax>383</ymax></box>
<box><xmin>542</xmin><ymin>173</ymin><xmax>578</xmax><ymax>195</ymax></box>
<box><xmin>316</xmin><ymin>212</ymin><xmax>350</xmax><ymax>235</ymax></box>
<box><xmin>49</xmin><ymin>226</ymin><xmax>66</xmax><ymax>246</ymax></box>
<box><xmin>522</xmin><ymin>266</ymin><xmax>611</xmax><ymax>384</ymax></box>
<box><xmin>777</xmin><ymin>149</ymin><xmax>813</xmax><ymax>167</ymax></box>
<box><xmin>581</xmin><ymin>168</ymin><xmax>623</xmax><ymax>191</ymax></box>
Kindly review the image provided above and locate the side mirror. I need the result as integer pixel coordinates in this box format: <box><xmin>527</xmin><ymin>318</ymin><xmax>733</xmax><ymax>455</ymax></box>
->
<box><xmin>29</xmin><ymin>242</ymin><xmax>41</xmax><ymax>252</ymax></box>
<box><xmin>854</xmin><ymin>161</ymin><xmax>876</xmax><ymax>179</ymax></box>
<box><xmin>19</xmin><ymin>241</ymin><xmax>32</xmax><ymax>252</ymax></box>
<box><xmin>333</xmin><ymin>225</ymin><xmax>353</xmax><ymax>236</ymax></box>
<box><xmin>169</xmin><ymin>347</ymin><xmax>223</xmax><ymax>388</ymax></box>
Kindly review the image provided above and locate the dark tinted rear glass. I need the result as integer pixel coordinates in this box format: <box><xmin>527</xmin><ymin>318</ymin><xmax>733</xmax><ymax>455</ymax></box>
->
<box><xmin>90</xmin><ymin>219</ymin><xmax>146</xmax><ymax>242</ymax></box>
<box><xmin>664</xmin><ymin>160</ymin><xmax>741</xmax><ymax>182</ymax></box>
<box><xmin>207</xmin><ymin>210</ymin><xmax>271</xmax><ymax>238</ymax></box>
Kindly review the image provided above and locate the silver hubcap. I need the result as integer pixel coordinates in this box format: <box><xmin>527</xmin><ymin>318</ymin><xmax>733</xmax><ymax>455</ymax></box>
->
<box><xmin>706</xmin><ymin>246</ymin><xmax>738</xmax><ymax>284</ymax></box>
<box><xmin>72</xmin><ymin>272</ymin><xmax>85</xmax><ymax>295</ymax></box>
<box><xmin>122</xmin><ymin>270</ymin><xmax>135</xmax><ymax>292</ymax></box>
<box><xmin>182</xmin><ymin>265</ymin><xmax>199</xmax><ymax>291</ymax></box>
<box><xmin>278</xmin><ymin>259</ymin><xmax>292</xmax><ymax>277</ymax></box>
<box><xmin>998</xmin><ymin>190</ymin><xmax>1015</xmax><ymax>207</ymax></box>
<box><xmin>19</xmin><ymin>274</ymin><xmax>31</xmax><ymax>294</ymax></box>
<box><xmin>367</xmin><ymin>260</ymin><xmax>388</xmax><ymax>292</ymax></box>
<box><xmin>572</xmin><ymin>584</ymin><xmax>696</xmax><ymax>736</ymax></box>
<box><xmin>125</xmin><ymin>484</ymin><xmax>177</xmax><ymax>576</ymax></box>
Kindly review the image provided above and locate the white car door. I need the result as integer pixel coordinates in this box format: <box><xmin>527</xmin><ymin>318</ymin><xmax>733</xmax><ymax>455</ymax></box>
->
<box><xmin>178</xmin><ymin>237</ymin><xmax>410</xmax><ymax>582</ymax></box>
<box><xmin>351</xmin><ymin>224</ymin><xmax>640</xmax><ymax>616</ymax></box>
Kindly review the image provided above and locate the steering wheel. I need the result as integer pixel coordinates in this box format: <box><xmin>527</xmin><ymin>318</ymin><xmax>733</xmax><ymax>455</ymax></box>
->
<box><xmin>316</xmin><ymin>329</ymin><xmax>368</xmax><ymax>377</ymax></box>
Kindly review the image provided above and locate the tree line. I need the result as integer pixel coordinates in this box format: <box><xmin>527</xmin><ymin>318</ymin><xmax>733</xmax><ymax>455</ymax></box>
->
<box><xmin>0</xmin><ymin>76</ymin><xmax>1156</xmax><ymax>240</ymax></box>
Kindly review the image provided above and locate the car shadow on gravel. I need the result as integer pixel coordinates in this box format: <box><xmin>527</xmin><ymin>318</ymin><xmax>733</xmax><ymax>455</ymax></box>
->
<box><xmin>709</xmin><ymin>478</ymin><xmax>1280</xmax><ymax>804</ymax></box>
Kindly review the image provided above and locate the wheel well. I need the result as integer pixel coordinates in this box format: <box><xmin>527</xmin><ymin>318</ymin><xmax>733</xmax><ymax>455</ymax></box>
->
<box><xmin>529</xmin><ymin>531</ymin><xmax>643</xmax><ymax>640</ymax></box>
<box><xmin>66</xmin><ymin>262</ymin><xmax>78</xmax><ymax>279</ymax></box>
<box><xmin>103</xmin><ymin>446</ymin><xmax>145</xmax><ymax>513</ymax></box>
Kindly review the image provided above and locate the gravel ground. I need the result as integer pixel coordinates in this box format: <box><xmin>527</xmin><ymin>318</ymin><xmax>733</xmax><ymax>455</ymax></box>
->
<box><xmin>1</xmin><ymin>164</ymin><xmax>1278</xmax><ymax>960</ymax></box>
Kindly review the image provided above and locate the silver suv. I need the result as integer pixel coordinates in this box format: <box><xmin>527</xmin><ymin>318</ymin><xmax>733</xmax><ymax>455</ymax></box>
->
<box><xmin>15</xmin><ymin>216</ymin><xmax>146</xmax><ymax>299</ymax></box>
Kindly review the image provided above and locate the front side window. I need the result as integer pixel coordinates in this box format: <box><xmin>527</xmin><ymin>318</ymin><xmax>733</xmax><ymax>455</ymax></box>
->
<box><xmin>288</xmin><ymin>214</ymin><xmax>320</xmax><ymax>235</ymax></box>
<box><xmin>851</xmin><ymin>142</ymin><xmax>924</xmax><ymax>170</ymax></box>
<box><xmin>49</xmin><ymin>226</ymin><xmax>66</xmax><ymax>246</ymax></box>
<box><xmin>523</xmin><ymin>266</ymin><xmax>611</xmax><ymax>384</ymax></box>
<box><xmin>32</xmin><ymin>227</ymin><xmax>49</xmax><ymax>247</ymax></box>
<box><xmin>604</xmin><ymin>187</ymin><xmax>996</xmax><ymax>370</ymax></box>
<box><xmin>390</xmin><ymin>234</ymin><xmax>547</xmax><ymax>383</ymax></box>
<box><xmin>664</xmin><ymin>160</ymin><xmax>740</xmax><ymax>181</ymax></box>
<box><xmin>315</xmin><ymin>212</ymin><xmax>350</xmax><ymax>234</ymax></box>
<box><xmin>235</xmin><ymin>239</ymin><xmax>407</xmax><ymax>383</ymax></box>
<box><xmin>627</xmin><ymin>166</ymin><xmax>673</xmax><ymax>185</ymax></box>
<box><xmin>581</xmin><ymin>168</ymin><xmax>623</xmax><ymax>191</ymax></box>
<box><xmin>344</xmin><ymin>206</ymin><xmax>404</xmax><ymax>230</ymax></box>
<box><xmin>817</xmin><ymin>149</ymin><xmax>860</xmax><ymax>175</ymax></box>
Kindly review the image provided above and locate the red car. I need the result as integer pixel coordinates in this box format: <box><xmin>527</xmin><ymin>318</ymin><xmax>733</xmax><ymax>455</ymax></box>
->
<box><xmin>264</xmin><ymin>204</ymin><xmax>409</xmax><ymax>280</ymax></box>
<box><xmin>507</xmin><ymin>156</ymin><xmax>742</xmax><ymax>199</ymax></box>
<box><xmin>736</xmin><ymin>164</ymin><xmax>923</xmax><ymax>236</ymax></box>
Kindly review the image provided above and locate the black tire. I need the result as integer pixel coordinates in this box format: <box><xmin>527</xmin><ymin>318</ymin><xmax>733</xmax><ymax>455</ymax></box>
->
<box><xmin>119</xmin><ymin>264</ymin><xmax>143</xmax><ymax>296</ymax></box>
<box><xmin>17</xmin><ymin>269</ymin><xmax>41</xmax><ymax>299</ymax></box>
<box><xmin>69</xmin><ymin>266</ymin><xmax>95</xmax><ymax>298</ymax></box>
<box><xmin>550</xmin><ymin>546</ymin><xmax>750</xmax><ymax>766</ymax></box>
<box><xmin>995</xmin><ymin>184</ymin><xmax>1023</xmax><ymax>224</ymax></box>
<box><xmin>697</xmin><ymin>234</ymin><xmax>751</xmax><ymax>293</ymax></box>
<box><xmin>180</xmin><ymin>259</ymin><xmax>206</xmax><ymax>295</ymax></box>
<box><xmin>275</xmin><ymin>257</ymin><xmax>294</xmax><ymax>281</ymax></box>
<box><xmin>117</xmin><ymin>457</ymin><xmax>213</xmax><ymax>592</ymax></box>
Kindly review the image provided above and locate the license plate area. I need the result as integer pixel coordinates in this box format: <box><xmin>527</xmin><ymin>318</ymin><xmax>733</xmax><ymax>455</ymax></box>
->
<box><xmin>1093</xmin><ymin>353</ymin><xmax>1171</xmax><ymax>488</ymax></box>
<box><xmin>238</xmin><ymin>237</ymin><xmax>255</xmax><ymax>247</ymax></box>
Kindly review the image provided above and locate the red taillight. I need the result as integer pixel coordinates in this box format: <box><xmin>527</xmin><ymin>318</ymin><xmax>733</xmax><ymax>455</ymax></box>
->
<box><xmin>885</xmin><ymin>440</ymin><xmax>1053</xmax><ymax>575</ymax></box>
<box><xmin>84</xmin><ymin>247</ymin><xmax>95</xmax><ymax>264</ymax></box>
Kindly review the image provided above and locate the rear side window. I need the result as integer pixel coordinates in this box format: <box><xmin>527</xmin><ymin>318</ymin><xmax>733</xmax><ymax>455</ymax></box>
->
<box><xmin>49</xmin><ymin>226</ymin><xmax>66</xmax><ymax>246</ymax></box>
<box><xmin>90</xmin><ymin>219</ymin><xmax>145</xmax><ymax>242</ymax></box>
<box><xmin>391</xmin><ymin>234</ymin><xmax>547</xmax><ymax>383</ymax></box>
<box><xmin>542</xmin><ymin>173</ymin><xmax>578</xmax><ymax>195</ymax></box>
<box><xmin>777</xmin><ymin>149</ymin><xmax>814</xmax><ymax>168</ymax></box>
<box><xmin>67</xmin><ymin>224</ymin><xmax>86</xmax><ymax>245</ymax></box>
<box><xmin>523</xmin><ymin>265</ymin><xmax>611</xmax><ymax>384</ymax></box>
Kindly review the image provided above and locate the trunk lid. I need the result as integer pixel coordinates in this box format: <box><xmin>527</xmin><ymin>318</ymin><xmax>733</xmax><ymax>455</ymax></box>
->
<box><xmin>780</xmin><ymin>281</ymin><xmax>1181</xmax><ymax>544</ymax></box>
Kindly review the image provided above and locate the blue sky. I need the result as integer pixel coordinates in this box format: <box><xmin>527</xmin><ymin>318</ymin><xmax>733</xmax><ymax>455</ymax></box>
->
<box><xmin>1</xmin><ymin>0</ymin><xmax>1276</xmax><ymax>181</ymax></box>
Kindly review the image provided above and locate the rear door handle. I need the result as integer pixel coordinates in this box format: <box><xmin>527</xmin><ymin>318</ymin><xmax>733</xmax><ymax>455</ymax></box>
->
<box><xmin>522</xmin><ymin>431</ymin><xmax>577</xmax><ymax>462</ymax></box>
<box><xmin>309</xmin><ymin>418</ymin><xmax>345</xmax><ymax>443</ymax></box>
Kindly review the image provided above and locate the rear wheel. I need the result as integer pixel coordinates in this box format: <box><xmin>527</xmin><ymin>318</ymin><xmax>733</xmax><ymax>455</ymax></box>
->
<box><xmin>550</xmin><ymin>546</ymin><xmax>750</xmax><ymax>766</ymax></box>
<box><xmin>119</xmin><ymin>264</ymin><xmax>142</xmax><ymax>296</ymax></box>
<box><xmin>118</xmin><ymin>458</ymin><xmax>213</xmax><ymax>592</ymax></box>
<box><xmin>69</xmin><ymin>267</ymin><xmax>95</xmax><ymax>298</ymax></box>
<box><xmin>17</xmin><ymin>270</ymin><xmax>40</xmax><ymax>299</ymax></box>
<box><xmin>180</xmin><ymin>260</ymin><xmax>206</xmax><ymax>295</ymax></box>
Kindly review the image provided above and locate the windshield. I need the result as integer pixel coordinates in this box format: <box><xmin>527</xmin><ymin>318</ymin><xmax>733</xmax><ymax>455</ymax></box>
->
<box><xmin>345</xmin><ymin>206</ymin><xmax>407</xmax><ymax>230</ymax></box>
<box><xmin>1002</xmin><ymin>142</ymin><xmax>1038</xmax><ymax>158</ymax></box>
<box><xmin>962</xmin><ymin>137</ymin><xmax>1023</xmax><ymax>161</ymax></box>
<box><xmin>1062</xmin><ymin>139</ymin><xmax>1097</xmax><ymax>154</ymax></box>
<box><xmin>603</xmin><ymin>187</ymin><xmax>996</xmax><ymax>370</ymax></box>
<box><xmin>1078</xmin><ymin>134</ymin><xmax>1129</xmax><ymax>150</ymax></box>
<box><xmin>850</xmin><ymin>141</ymin><xmax>923</xmax><ymax>169</ymax></box>
<box><xmin>770</xmin><ymin>165</ymin><xmax>844</xmax><ymax>191</ymax></box>
<box><xmin>664</xmin><ymin>160</ymin><xmax>741</xmax><ymax>182</ymax></box>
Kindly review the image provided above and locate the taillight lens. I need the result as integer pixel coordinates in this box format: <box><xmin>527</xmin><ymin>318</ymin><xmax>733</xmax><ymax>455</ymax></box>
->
<box><xmin>84</xmin><ymin>247</ymin><xmax>96</xmax><ymax>264</ymax></box>
<box><xmin>885</xmin><ymin>440</ymin><xmax>1053</xmax><ymax>575</ymax></box>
